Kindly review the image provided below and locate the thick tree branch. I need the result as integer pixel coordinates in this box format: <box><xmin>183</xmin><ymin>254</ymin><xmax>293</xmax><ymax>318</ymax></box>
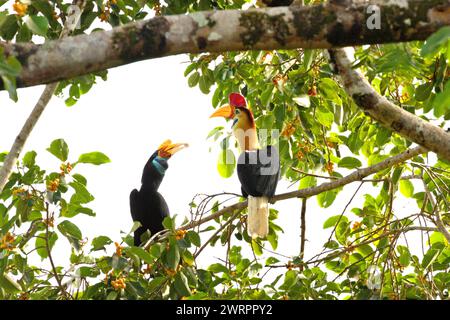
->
<box><xmin>0</xmin><ymin>1</ymin><xmax>86</xmax><ymax>194</ymax></box>
<box><xmin>329</xmin><ymin>48</ymin><xmax>450</xmax><ymax>162</ymax></box>
<box><xmin>1</xmin><ymin>0</ymin><xmax>448</xmax><ymax>89</ymax></box>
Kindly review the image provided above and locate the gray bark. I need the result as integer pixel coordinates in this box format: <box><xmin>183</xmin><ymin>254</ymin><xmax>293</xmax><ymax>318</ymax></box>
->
<box><xmin>1</xmin><ymin>0</ymin><xmax>448</xmax><ymax>90</ymax></box>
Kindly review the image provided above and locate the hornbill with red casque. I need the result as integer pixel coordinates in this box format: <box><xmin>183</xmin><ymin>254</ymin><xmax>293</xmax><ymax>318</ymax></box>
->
<box><xmin>130</xmin><ymin>140</ymin><xmax>188</xmax><ymax>246</ymax></box>
<box><xmin>210</xmin><ymin>93</ymin><xmax>280</xmax><ymax>239</ymax></box>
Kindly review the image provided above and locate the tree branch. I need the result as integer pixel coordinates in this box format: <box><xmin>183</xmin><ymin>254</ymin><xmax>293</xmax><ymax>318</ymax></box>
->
<box><xmin>299</xmin><ymin>197</ymin><xmax>307</xmax><ymax>266</ymax></box>
<box><xmin>1</xmin><ymin>0</ymin><xmax>448</xmax><ymax>89</ymax></box>
<box><xmin>179</xmin><ymin>146</ymin><xmax>426</xmax><ymax>232</ymax></box>
<box><xmin>0</xmin><ymin>1</ymin><xmax>86</xmax><ymax>194</ymax></box>
<box><xmin>328</xmin><ymin>48</ymin><xmax>450</xmax><ymax>162</ymax></box>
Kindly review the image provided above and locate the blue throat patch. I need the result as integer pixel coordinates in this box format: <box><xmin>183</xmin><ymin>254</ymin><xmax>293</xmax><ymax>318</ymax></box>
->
<box><xmin>152</xmin><ymin>156</ymin><xmax>167</xmax><ymax>175</ymax></box>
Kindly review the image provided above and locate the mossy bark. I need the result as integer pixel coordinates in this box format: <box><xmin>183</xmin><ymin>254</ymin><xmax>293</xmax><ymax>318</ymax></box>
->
<box><xmin>0</xmin><ymin>0</ymin><xmax>448</xmax><ymax>90</ymax></box>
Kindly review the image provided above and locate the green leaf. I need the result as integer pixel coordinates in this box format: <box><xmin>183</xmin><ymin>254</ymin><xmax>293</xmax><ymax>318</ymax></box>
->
<box><xmin>25</xmin><ymin>15</ymin><xmax>49</xmax><ymax>36</ymax></box>
<box><xmin>336</xmin><ymin>221</ymin><xmax>350</xmax><ymax>245</ymax></box>
<box><xmin>217</xmin><ymin>149</ymin><xmax>235</xmax><ymax>178</ymax></box>
<box><xmin>77</xmin><ymin>152</ymin><xmax>111</xmax><ymax>165</ymax></box>
<box><xmin>421</xmin><ymin>26</ymin><xmax>450</xmax><ymax>58</ymax></box>
<box><xmin>260</xmin><ymin>85</ymin><xmax>274</xmax><ymax>108</ymax></box>
<box><xmin>316</xmin><ymin>109</ymin><xmax>334</xmax><ymax>128</ymax></box>
<box><xmin>323</xmin><ymin>215</ymin><xmax>347</xmax><ymax>229</ymax></box>
<box><xmin>0</xmin><ymin>56</ymin><xmax>21</xmax><ymax>77</ymax></box>
<box><xmin>251</xmin><ymin>239</ymin><xmax>263</xmax><ymax>256</ymax></box>
<box><xmin>303</xmin><ymin>49</ymin><xmax>314</xmax><ymax>70</ymax></box>
<box><xmin>399</xmin><ymin>180</ymin><xmax>414</xmax><ymax>198</ymax></box>
<box><xmin>0</xmin><ymin>274</ymin><xmax>21</xmax><ymax>294</ymax></box>
<box><xmin>69</xmin><ymin>181</ymin><xmax>94</xmax><ymax>204</ymax></box>
<box><xmin>148</xmin><ymin>277</ymin><xmax>166</xmax><ymax>292</ymax></box>
<box><xmin>265</xmin><ymin>257</ymin><xmax>280</xmax><ymax>265</ymax></box>
<box><xmin>415</xmin><ymin>82</ymin><xmax>433</xmax><ymax>102</ymax></box>
<box><xmin>35</xmin><ymin>232</ymin><xmax>58</xmax><ymax>259</ymax></box>
<box><xmin>433</xmin><ymin>81</ymin><xmax>450</xmax><ymax>117</ymax></box>
<box><xmin>391</xmin><ymin>167</ymin><xmax>404</xmax><ymax>186</ymax></box>
<box><xmin>357</xmin><ymin>244</ymin><xmax>373</xmax><ymax>257</ymax></box>
<box><xmin>72</xmin><ymin>174</ymin><xmax>87</xmax><ymax>186</ymax></box>
<box><xmin>318</xmin><ymin>78</ymin><xmax>342</xmax><ymax>105</ymax></box>
<box><xmin>47</xmin><ymin>139</ymin><xmax>69</xmax><ymax>161</ymax></box>
<box><xmin>281</xmin><ymin>270</ymin><xmax>297</xmax><ymax>290</ymax></box>
<box><xmin>65</xmin><ymin>96</ymin><xmax>77</xmax><ymax>107</ymax></box>
<box><xmin>69</xmin><ymin>84</ymin><xmax>80</xmax><ymax>99</ymax></box>
<box><xmin>106</xmin><ymin>291</ymin><xmax>118</xmax><ymax>300</ymax></box>
<box><xmin>1</xmin><ymin>75</ymin><xmax>18</xmax><ymax>102</ymax></box>
<box><xmin>184</xmin><ymin>63</ymin><xmax>196</xmax><ymax>77</ymax></box>
<box><xmin>338</xmin><ymin>157</ymin><xmax>362</xmax><ymax>169</ymax></box>
<box><xmin>167</xmin><ymin>242</ymin><xmax>180</xmax><ymax>270</ymax></box>
<box><xmin>182</xmin><ymin>250</ymin><xmax>195</xmax><ymax>266</ymax></box>
<box><xmin>299</xmin><ymin>175</ymin><xmax>317</xmax><ymax>189</ymax></box>
<box><xmin>0</xmin><ymin>14</ymin><xmax>19</xmax><ymax>40</ymax></box>
<box><xmin>212</xmin><ymin>87</ymin><xmax>222</xmax><ymax>108</ymax></box>
<box><xmin>422</xmin><ymin>248</ymin><xmax>441</xmax><ymax>270</ymax></box>
<box><xmin>91</xmin><ymin>235</ymin><xmax>112</xmax><ymax>251</ymax></box>
<box><xmin>208</xmin><ymin>263</ymin><xmax>228</xmax><ymax>273</ymax></box>
<box><xmin>198</xmin><ymin>75</ymin><xmax>210</xmax><ymax>94</ymax></box>
<box><xmin>375</xmin><ymin>127</ymin><xmax>391</xmax><ymax>146</ymax></box>
<box><xmin>126</xmin><ymin>247</ymin><xmax>154</xmax><ymax>264</ymax></box>
<box><xmin>174</xmin><ymin>271</ymin><xmax>191</xmax><ymax>297</ymax></box>
<box><xmin>317</xmin><ymin>190</ymin><xmax>337</xmax><ymax>208</ymax></box>
<box><xmin>57</xmin><ymin>220</ymin><xmax>82</xmax><ymax>240</ymax></box>
<box><xmin>162</xmin><ymin>216</ymin><xmax>174</xmax><ymax>231</ymax></box>
<box><xmin>187</xmin><ymin>71</ymin><xmax>200</xmax><ymax>87</ymax></box>
<box><xmin>399</xmin><ymin>250</ymin><xmax>411</xmax><ymax>267</ymax></box>
<box><xmin>187</xmin><ymin>231</ymin><xmax>201</xmax><ymax>247</ymax></box>
<box><xmin>77</xmin><ymin>266</ymin><xmax>100</xmax><ymax>278</ymax></box>
<box><xmin>23</xmin><ymin>151</ymin><xmax>37</xmax><ymax>168</ymax></box>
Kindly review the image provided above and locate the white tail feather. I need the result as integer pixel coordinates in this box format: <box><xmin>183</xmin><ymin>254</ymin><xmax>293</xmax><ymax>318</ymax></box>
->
<box><xmin>247</xmin><ymin>196</ymin><xmax>269</xmax><ymax>239</ymax></box>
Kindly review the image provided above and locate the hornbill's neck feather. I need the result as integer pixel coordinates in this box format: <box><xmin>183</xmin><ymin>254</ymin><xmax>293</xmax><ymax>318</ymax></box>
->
<box><xmin>233</xmin><ymin>107</ymin><xmax>259</xmax><ymax>152</ymax></box>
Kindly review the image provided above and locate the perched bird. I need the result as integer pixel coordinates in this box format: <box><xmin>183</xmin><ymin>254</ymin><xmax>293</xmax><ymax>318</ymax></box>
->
<box><xmin>210</xmin><ymin>93</ymin><xmax>280</xmax><ymax>239</ymax></box>
<box><xmin>130</xmin><ymin>140</ymin><xmax>188</xmax><ymax>246</ymax></box>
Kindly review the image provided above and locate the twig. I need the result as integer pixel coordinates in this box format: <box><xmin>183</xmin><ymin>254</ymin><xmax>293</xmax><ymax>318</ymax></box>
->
<box><xmin>419</xmin><ymin>167</ymin><xmax>450</xmax><ymax>243</ymax></box>
<box><xmin>260</xmin><ymin>225</ymin><xmax>438</xmax><ymax>269</ymax></box>
<box><xmin>44</xmin><ymin>204</ymin><xmax>71</xmax><ymax>299</ymax></box>
<box><xmin>299</xmin><ymin>198</ymin><xmax>307</xmax><ymax>267</ymax></box>
<box><xmin>194</xmin><ymin>209</ymin><xmax>242</xmax><ymax>259</ymax></box>
<box><xmin>291</xmin><ymin>168</ymin><xmax>420</xmax><ymax>182</ymax></box>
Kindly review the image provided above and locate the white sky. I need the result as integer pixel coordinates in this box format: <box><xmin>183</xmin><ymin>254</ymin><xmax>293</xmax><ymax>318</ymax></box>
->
<box><xmin>0</xmin><ymin>54</ymin><xmax>424</xmax><ymax>278</ymax></box>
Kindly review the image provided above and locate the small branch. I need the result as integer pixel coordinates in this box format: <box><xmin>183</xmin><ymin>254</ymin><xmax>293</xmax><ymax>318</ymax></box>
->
<box><xmin>194</xmin><ymin>210</ymin><xmax>242</xmax><ymax>259</ymax></box>
<box><xmin>291</xmin><ymin>168</ymin><xmax>420</xmax><ymax>182</ymax></box>
<box><xmin>306</xmin><ymin>226</ymin><xmax>437</xmax><ymax>266</ymax></box>
<box><xmin>420</xmin><ymin>167</ymin><xmax>450</xmax><ymax>243</ymax></box>
<box><xmin>299</xmin><ymin>197</ymin><xmax>307</xmax><ymax>267</ymax></box>
<box><xmin>273</xmin><ymin>146</ymin><xmax>426</xmax><ymax>202</ymax></box>
<box><xmin>44</xmin><ymin>204</ymin><xmax>70</xmax><ymax>300</ymax></box>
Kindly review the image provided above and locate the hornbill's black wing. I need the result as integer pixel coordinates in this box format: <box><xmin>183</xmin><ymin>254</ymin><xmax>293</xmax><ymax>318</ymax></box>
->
<box><xmin>237</xmin><ymin>146</ymin><xmax>280</xmax><ymax>198</ymax></box>
<box><xmin>130</xmin><ymin>189</ymin><xmax>141</xmax><ymax>222</ymax></box>
<box><xmin>130</xmin><ymin>189</ymin><xmax>146</xmax><ymax>246</ymax></box>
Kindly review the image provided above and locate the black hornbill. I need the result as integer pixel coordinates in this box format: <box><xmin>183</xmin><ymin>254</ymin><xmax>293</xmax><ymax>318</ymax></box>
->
<box><xmin>130</xmin><ymin>140</ymin><xmax>188</xmax><ymax>246</ymax></box>
<box><xmin>210</xmin><ymin>93</ymin><xmax>280</xmax><ymax>239</ymax></box>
